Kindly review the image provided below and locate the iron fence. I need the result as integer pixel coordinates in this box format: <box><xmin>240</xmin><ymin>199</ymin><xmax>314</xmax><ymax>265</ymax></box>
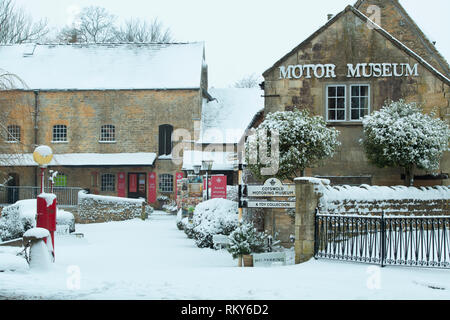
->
<box><xmin>315</xmin><ymin>211</ymin><xmax>450</xmax><ymax>268</ymax></box>
<box><xmin>0</xmin><ymin>186</ymin><xmax>83</xmax><ymax>207</ymax></box>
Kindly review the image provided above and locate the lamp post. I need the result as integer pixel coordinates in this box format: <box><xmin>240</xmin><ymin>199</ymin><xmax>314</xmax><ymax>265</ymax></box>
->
<box><xmin>32</xmin><ymin>145</ymin><xmax>56</xmax><ymax>260</ymax></box>
<box><xmin>202</xmin><ymin>160</ymin><xmax>214</xmax><ymax>200</ymax></box>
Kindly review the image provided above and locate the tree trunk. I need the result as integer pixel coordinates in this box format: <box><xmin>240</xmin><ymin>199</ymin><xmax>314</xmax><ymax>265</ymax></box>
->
<box><xmin>404</xmin><ymin>166</ymin><xmax>415</xmax><ymax>187</ymax></box>
<box><xmin>238</xmin><ymin>255</ymin><xmax>243</xmax><ymax>267</ymax></box>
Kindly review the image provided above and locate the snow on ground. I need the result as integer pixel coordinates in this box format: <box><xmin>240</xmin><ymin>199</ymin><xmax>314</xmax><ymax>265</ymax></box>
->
<box><xmin>0</xmin><ymin>212</ymin><xmax>449</xmax><ymax>300</ymax></box>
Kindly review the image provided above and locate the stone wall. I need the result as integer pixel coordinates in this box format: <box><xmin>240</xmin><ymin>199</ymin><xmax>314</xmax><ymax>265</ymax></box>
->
<box><xmin>76</xmin><ymin>191</ymin><xmax>153</xmax><ymax>224</ymax></box>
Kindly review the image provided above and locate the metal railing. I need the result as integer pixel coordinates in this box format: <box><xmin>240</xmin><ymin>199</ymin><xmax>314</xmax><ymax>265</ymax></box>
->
<box><xmin>0</xmin><ymin>186</ymin><xmax>83</xmax><ymax>207</ymax></box>
<box><xmin>314</xmin><ymin>211</ymin><xmax>450</xmax><ymax>268</ymax></box>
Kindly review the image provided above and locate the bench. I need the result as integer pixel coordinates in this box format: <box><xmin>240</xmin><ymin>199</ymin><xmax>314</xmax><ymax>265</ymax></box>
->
<box><xmin>212</xmin><ymin>234</ymin><xmax>229</xmax><ymax>250</ymax></box>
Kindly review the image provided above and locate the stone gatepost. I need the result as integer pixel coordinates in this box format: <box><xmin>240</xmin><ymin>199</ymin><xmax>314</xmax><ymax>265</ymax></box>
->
<box><xmin>294</xmin><ymin>178</ymin><xmax>324</xmax><ymax>264</ymax></box>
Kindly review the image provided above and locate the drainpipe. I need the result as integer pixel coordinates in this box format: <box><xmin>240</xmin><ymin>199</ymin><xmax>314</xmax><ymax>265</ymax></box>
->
<box><xmin>33</xmin><ymin>90</ymin><xmax>39</xmax><ymax>188</ymax></box>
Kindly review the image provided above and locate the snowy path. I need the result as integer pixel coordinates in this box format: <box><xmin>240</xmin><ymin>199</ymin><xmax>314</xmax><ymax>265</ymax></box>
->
<box><xmin>0</xmin><ymin>212</ymin><xmax>449</xmax><ymax>299</ymax></box>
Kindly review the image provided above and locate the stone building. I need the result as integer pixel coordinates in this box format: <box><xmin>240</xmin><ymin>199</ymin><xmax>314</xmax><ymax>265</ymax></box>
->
<box><xmin>0</xmin><ymin>42</ymin><xmax>208</xmax><ymax>204</ymax></box>
<box><xmin>261</xmin><ymin>0</ymin><xmax>450</xmax><ymax>186</ymax></box>
<box><xmin>253</xmin><ymin>0</ymin><xmax>450</xmax><ymax>247</ymax></box>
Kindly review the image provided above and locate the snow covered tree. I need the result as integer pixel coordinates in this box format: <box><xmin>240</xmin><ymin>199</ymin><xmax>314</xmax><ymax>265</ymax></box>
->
<box><xmin>233</xmin><ymin>73</ymin><xmax>261</xmax><ymax>88</ymax></box>
<box><xmin>0</xmin><ymin>0</ymin><xmax>48</xmax><ymax>44</ymax></box>
<box><xmin>360</xmin><ymin>99</ymin><xmax>450</xmax><ymax>186</ymax></box>
<box><xmin>227</xmin><ymin>223</ymin><xmax>267</xmax><ymax>265</ymax></box>
<box><xmin>245</xmin><ymin>109</ymin><xmax>341</xmax><ymax>181</ymax></box>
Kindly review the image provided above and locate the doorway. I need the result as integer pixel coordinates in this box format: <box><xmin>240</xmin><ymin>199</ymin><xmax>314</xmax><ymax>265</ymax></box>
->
<box><xmin>128</xmin><ymin>172</ymin><xmax>146</xmax><ymax>199</ymax></box>
<box><xmin>7</xmin><ymin>173</ymin><xmax>19</xmax><ymax>204</ymax></box>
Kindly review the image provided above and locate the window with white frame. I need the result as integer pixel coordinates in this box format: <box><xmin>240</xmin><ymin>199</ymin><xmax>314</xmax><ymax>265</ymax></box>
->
<box><xmin>101</xmin><ymin>173</ymin><xmax>115</xmax><ymax>191</ymax></box>
<box><xmin>158</xmin><ymin>174</ymin><xmax>173</xmax><ymax>193</ymax></box>
<box><xmin>100</xmin><ymin>124</ymin><xmax>116</xmax><ymax>142</ymax></box>
<box><xmin>326</xmin><ymin>85</ymin><xmax>346</xmax><ymax>121</ymax></box>
<box><xmin>6</xmin><ymin>125</ymin><xmax>20</xmax><ymax>142</ymax></box>
<box><xmin>326</xmin><ymin>84</ymin><xmax>370</xmax><ymax>122</ymax></box>
<box><xmin>350</xmin><ymin>85</ymin><xmax>370</xmax><ymax>121</ymax></box>
<box><xmin>52</xmin><ymin>125</ymin><xmax>67</xmax><ymax>142</ymax></box>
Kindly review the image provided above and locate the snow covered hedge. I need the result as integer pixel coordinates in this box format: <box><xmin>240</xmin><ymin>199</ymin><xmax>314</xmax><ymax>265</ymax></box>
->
<box><xmin>185</xmin><ymin>198</ymin><xmax>239</xmax><ymax>248</ymax></box>
<box><xmin>0</xmin><ymin>199</ymin><xmax>75</xmax><ymax>242</ymax></box>
<box><xmin>308</xmin><ymin>179</ymin><xmax>450</xmax><ymax>216</ymax></box>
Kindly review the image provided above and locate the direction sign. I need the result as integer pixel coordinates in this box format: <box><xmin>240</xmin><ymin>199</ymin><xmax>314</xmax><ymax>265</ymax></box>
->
<box><xmin>242</xmin><ymin>200</ymin><xmax>296</xmax><ymax>209</ymax></box>
<box><xmin>245</xmin><ymin>178</ymin><xmax>295</xmax><ymax>197</ymax></box>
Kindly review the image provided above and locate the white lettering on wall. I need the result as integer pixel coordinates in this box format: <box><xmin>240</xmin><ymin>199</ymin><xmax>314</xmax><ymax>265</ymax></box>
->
<box><xmin>280</xmin><ymin>63</ymin><xmax>419</xmax><ymax>79</ymax></box>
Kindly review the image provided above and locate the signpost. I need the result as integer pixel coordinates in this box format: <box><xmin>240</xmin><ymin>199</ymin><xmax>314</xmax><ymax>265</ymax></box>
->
<box><xmin>239</xmin><ymin>178</ymin><xmax>295</xmax><ymax>209</ymax></box>
<box><xmin>211</xmin><ymin>175</ymin><xmax>227</xmax><ymax>199</ymax></box>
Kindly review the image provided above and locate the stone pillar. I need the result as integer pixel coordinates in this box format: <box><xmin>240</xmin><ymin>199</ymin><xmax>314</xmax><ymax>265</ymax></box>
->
<box><xmin>294</xmin><ymin>178</ymin><xmax>322</xmax><ymax>264</ymax></box>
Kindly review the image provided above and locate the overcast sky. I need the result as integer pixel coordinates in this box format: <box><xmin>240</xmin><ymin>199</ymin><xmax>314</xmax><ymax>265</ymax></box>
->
<box><xmin>13</xmin><ymin>0</ymin><xmax>450</xmax><ymax>88</ymax></box>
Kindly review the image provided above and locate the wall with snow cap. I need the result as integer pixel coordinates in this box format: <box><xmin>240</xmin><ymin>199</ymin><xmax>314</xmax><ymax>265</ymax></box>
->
<box><xmin>77</xmin><ymin>191</ymin><xmax>153</xmax><ymax>223</ymax></box>
<box><xmin>317</xmin><ymin>184</ymin><xmax>450</xmax><ymax>216</ymax></box>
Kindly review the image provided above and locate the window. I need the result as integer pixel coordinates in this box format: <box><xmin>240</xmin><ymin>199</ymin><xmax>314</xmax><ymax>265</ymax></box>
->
<box><xmin>158</xmin><ymin>174</ymin><xmax>173</xmax><ymax>193</ymax></box>
<box><xmin>6</xmin><ymin>125</ymin><xmax>20</xmax><ymax>142</ymax></box>
<box><xmin>158</xmin><ymin>124</ymin><xmax>173</xmax><ymax>155</ymax></box>
<box><xmin>325</xmin><ymin>84</ymin><xmax>370</xmax><ymax>122</ymax></box>
<box><xmin>100</xmin><ymin>124</ymin><xmax>116</xmax><ymax>142</ymax></box>
<box><xmin>52</xmin><ymin>125</ymin><xmax>67</xmax><ymax>142</ymax></box>
<box><xmin>350</xmin><ymin>85</ymin><xmax>370</xmax><ymax>121</ymax></box>
<box><xmin>101</xmin><ymin>173</ymin><xmax>115</xmax><ymax>192</ymax></box>
<box><xmin>326</xmin><ymin>85</ymin><xmax>346</xmax><ymax>121</ymax></box>
<box><xmin>53</xmin><ymin>173</ymin><xmax>67</xmax><ymax>187</ymax></box>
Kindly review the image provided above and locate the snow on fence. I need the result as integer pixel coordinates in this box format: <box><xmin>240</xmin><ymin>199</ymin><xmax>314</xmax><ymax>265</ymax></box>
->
<box><xmin>77</xmin><ymin>191</ymin><xmax>153</xmax><ymax>223</ymax></box>
<box><xmin>314</xmin><ymin>181</ymin><xmax>450</xmax><ymax>216</ymax></box>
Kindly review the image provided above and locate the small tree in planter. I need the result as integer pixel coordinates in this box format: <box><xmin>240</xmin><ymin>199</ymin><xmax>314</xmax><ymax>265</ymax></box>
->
<box><xmin>227</xmin><ymin>223</ymin><xmax>267</xmax><ymax>267</ymax></box>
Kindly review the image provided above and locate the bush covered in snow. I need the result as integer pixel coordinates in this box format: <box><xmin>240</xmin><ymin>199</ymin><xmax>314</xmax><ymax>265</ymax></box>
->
<box><xmin>185</xmin><ymin>199</ymin><xmax>239</xmax><ymax>248</ymax></box>
<box><xmin>0</xmin><ymin>199</ymin><xmax>76</xmax><ymax>242</ymax></box>
<box><xmin>227</xmin><ymin>223</ymin><xmax>268</xmax><ymax>259</ymax></box>
<box><xmin>360</xmin><ymin>100</ymin><xmax>450</xmax><ymax>186</ymax></box>
<box><xmin>0</xmin><ymin>204</ymin><xmax>28</xmax><ymax>241</ymax></box>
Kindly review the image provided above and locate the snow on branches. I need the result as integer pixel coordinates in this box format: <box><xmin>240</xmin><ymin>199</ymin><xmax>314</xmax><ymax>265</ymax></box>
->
<box><xmin>245</xmin><ymin>109</ymin><xmax>341</xmax><ymax>181</ymax></box>
<box><xmin>360</xmin><ymin>99</ymin><xmax>449</xmax><ymax>185</ymax></box>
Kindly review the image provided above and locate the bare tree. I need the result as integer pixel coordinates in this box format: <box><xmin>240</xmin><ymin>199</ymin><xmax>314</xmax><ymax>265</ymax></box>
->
<box><xmin>0</xmin><ymin>0</ymin><xmax>48</xmax><ymax>44</ymax></box>
<box><xmin>115</xmin><ymin>17</ymin><xmax>173</xmax><ymax>43</ymax></box>
<box><xmin>56</xmin><ymin>6</ymin><xmax>117</xmax><ymax>43</ymax></box>
<box><xmin>233</xmin><ymin>73</ymin><xmax>262</xmax><ymax>88</ymax></box>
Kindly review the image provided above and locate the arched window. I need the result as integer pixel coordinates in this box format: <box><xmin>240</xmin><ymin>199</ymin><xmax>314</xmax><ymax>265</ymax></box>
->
<box><xmin>158</xmin><ymin>173</ymin><xmax>173</xmax><ymax>193</ymax></box>
<box><xmin>158</xmin><ymin>124</ymin><xmax>173</xmax><ymax>156</ymax></box>
<box><xmin>100</xmin><ymin>124</ymin><xmax>116</xmax><ymax>142</ymax></box>
<box><xmin>6</xmin><ymin>125</ymin><xmax>20</xmax><ymax>142</ymax></box>
<box><xmin>52</xmin><ymin>124</ymin><xmax>67</xmax><ymax>142</ymax></box>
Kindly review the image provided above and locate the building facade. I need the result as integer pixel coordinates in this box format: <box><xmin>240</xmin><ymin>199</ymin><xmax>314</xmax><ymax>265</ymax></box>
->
<box><xmin>262</xmin><ymin>1</ymin><xmax>450</xmax><ymax>186</ymax></box>
<box><xmin>0</xmin><ymin>42</ymin><xmax>207</xmax><ymax>204</ymax></box>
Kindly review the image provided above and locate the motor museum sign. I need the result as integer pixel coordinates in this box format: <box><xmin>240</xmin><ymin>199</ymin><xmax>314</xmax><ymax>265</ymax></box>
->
<box><xmin>279</xmin><ymin>63</ymin><xmax>419</xmax><ymax>79</ymax></box>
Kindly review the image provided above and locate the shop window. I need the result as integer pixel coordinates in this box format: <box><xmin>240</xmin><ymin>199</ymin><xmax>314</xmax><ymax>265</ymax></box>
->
<box><xmin>52</xmin><ymin>124</ymin><xmax>67</xmax><ymax>142</ymax></box>
<box><xmin>101</xmin><ymin>173</ymin><xmax>115</xmax><ymax>191</ymax></box>
<box><xmin>326</xmin><ymin>85</ymin><xmax>346</xmax><ymax>121</ymax></box>
<box><xmin>158</xmin><ymin>124</ymin><xmax>173</xmax><ymax>155</ymax></box>
<box><xmin>53</xmin><ymin>173</ymin><xmax>67</xmax><ymax>187</ymax></box>
<box><xmin>100</xmin><ymin>124</ymin><xmax>116</xmax><ymax>142</ymax></box>
<box><xmin>158</xmin><ymin>173</ymin><xmax>173</xmax><ymax>193</ymax></box>
<box><xmin>350</xmin><ymin>85</ymin><xmax>370</xmax><ymax>120</ymax></box>
<box><xmin>6</xmin><ymin>125</ymin><xmax>20</xmax><ymax>142</ymax></box>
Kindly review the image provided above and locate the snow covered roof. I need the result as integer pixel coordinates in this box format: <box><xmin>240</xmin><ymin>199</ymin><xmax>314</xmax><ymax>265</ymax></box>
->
<box><xmin>182</xmin><ymin>150</ymin><xmax>235</xmax><ymax>171</ymax></box>
<box><xmin>0</xmin><ymin>42</ymin><xmax>205</xmax><ymax>90</ymax></box>
<box><xmin>0</xmin><ymin>152</ymin><xmax>157</xmax><ymax>167</ymax></box>
<box><xmin>199</xmin><ymin>88</ymin><xmax>264</xmax><ymax>144</ymax></box>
